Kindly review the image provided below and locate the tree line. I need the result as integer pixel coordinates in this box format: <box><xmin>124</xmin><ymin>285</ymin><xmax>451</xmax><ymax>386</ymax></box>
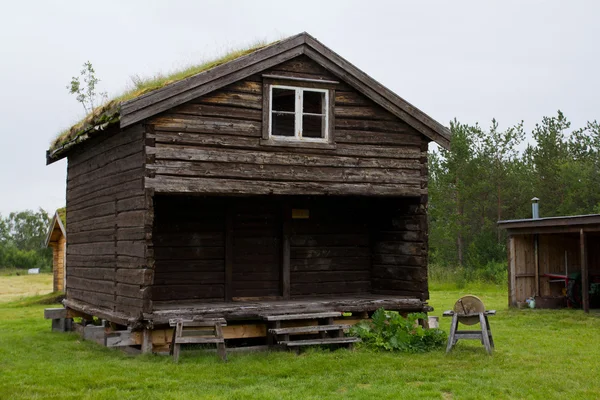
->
<box><xmin>0</xmin><ymin>209</ymin><xmax>52</xmax><ymax>270</ymax></box>
<box><xmin>428</xmin><ymin>111</ymin><xmax>600</xmax><ymax>281</ymax></box>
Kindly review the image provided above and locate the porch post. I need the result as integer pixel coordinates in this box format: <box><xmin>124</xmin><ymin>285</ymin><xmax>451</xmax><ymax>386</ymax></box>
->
<box><xmin>225</xmin><ymin>207</ymin><xmax>233</xmax><ymax>301</ymax></box>
<box><xmin>282</xmin><ymin>204</ymin><xmax>291</xmax><ymax>300</ymax></box>
<box><xmin>580</xmin><ymin>229</ymin><xmax>589</xmax><ymax>313</ymax></box>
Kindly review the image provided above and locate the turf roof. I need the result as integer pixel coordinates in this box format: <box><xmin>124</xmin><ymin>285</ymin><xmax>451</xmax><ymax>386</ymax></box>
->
<box><xmin>50</xmin><ymin>41</ymin><xmax>269</xmax><ymax>153</ymax></box>
<box><xmin>56</xmin><ymin>207</ymin><xmax>66</xmax><ymax>228</ymax></box>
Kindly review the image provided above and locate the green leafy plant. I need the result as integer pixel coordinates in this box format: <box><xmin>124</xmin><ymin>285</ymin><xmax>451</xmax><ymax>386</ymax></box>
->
<box><xmin>350</xmin><ymin>309</ymin><xmax>446</xmax><ymax>353</ymax></box>
<box><xmin>67</xmin><ymin>61</ymin><xmax>107</xmax><ymax>114</ymax></box>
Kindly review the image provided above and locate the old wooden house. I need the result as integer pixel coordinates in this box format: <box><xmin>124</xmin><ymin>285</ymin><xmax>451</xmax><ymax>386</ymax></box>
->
<box><xmin>46</xmin><ymin>32</ymin><xmax>451</xmax><ymax>352</ymax></box>
<box><xmin>45</xmin><ymin>208</ymin><xmax>67</xmax><ymax>292</ymax></box>
<box><xmin>499</xmin><ymin>200</ymin><xmax>600</xmax><ymax>313</ymax></box>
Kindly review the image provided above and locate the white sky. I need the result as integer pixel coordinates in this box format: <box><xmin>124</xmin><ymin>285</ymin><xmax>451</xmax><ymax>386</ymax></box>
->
<box><xmin>0</xmin><ymin>0</ymin><xmax>598</xmax><ymax>215</ymax></box>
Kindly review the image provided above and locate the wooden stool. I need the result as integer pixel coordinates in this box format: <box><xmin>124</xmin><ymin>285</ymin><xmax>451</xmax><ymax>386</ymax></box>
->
<box><xmin>443</xmin><ymin>295</ymin><xmax>496</xmax><ymax>355</ymax></box>
<box><xmin>169</xmin><ymin>318</ymin><xmax>227</xmax><ymax>362</ymax></box>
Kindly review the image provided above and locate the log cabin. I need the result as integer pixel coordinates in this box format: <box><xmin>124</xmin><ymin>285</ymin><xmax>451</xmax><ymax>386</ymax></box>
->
<box><xmin>46</xmin><ymin>32</ymin><xmax>452</xmax><ymax>353</ymax></box>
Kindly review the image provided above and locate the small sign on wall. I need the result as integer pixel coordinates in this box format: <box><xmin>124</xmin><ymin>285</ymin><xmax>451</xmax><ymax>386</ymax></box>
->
<box><xmin>292</xmin><ymin>209</ymin><xmax>310</xmax><ymax>219</ymax></box>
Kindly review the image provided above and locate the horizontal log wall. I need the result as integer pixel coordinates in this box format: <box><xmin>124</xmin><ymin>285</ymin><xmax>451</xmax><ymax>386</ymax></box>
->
<box><xmin>370</xmin><ymin>197</ymin><xmax>429</xmax><ymax>300</ymax></box>
<box><xmin>289</xmin><ymin>198</ymin><xmax>371</xmax><ymax>296</ymax></box>
<box><xmin>152</xmin><ymin>196</ymin><xmax>226</xmax><ymax>302</ymax></box>
<box><xmin>145</xmin><ymin>55</ymin><xmax>427</xmax><ymax>197</ymax></box>
<box><xmin>65</xmin><ymin>125</ymin><xmax>150</xmax><ymax>317</ymax></box>
<box><xmin>231</xmin><ymin>199</ymin><xmax>281</xmax><ymax>298</ymax></box>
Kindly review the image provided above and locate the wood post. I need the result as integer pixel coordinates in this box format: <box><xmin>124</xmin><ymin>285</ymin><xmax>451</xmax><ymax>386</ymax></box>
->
<box><xmin>141</xmin><ymin>329</ymin><xmax>153</xmax><ymax>354</ymax></box>
<box><xmin>580</xmin><ymin>229</ymin><xmax>589</xmax><ymax>313</ymax></box>
<box><xmin>508</xmin><ymin>236</ymin><xmax>516</xmax><ymax>306</ymax></box>
<box><xmin>281</xmin><ymin>204</ymin><xmax>291</xmax><ymax>300</ymax></box>
<box><xmin>225</xmin><ymin>207</ymin><xmax>233</xmax><ymax>302</ymax></box>
<box><xmin>534</xmin><ymin>234</ymin><xmax>540</xmax><ymax>297</ymax></box>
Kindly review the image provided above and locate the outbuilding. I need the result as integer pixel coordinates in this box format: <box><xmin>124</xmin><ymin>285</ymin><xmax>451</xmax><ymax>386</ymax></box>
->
<box><xmin>45</xmin><ymin>208</ymin><xmax>66</xmax><ymax>292</ymax></box>
<box><xmin>46</xmin><ymin>32</ymin><xmax>451</xmax><ymax>352</ymax></box>
<box><xmin>498</xmin><ymin>200</ymin><xmax>600</xmax><ymax>313</ymax></box>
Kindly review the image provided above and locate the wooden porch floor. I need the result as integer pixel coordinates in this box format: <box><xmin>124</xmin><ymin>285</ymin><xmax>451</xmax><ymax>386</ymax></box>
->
<box><xmin>147</xmin><ymin>294</ymin><xmax>431</xmax><ymax>325</ymax></box>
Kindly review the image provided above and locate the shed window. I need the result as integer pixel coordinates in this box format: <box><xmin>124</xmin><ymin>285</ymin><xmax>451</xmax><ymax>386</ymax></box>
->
<box><xmin>269</xmin><ymin>85</ymin><xmax>329</xmax><ymax>141</ymax></box>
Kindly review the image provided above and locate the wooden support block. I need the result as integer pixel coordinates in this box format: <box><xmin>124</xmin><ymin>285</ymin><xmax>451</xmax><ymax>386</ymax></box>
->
<box><xmin>83</xmin><ymin>325</ymin><xmax>106</xmax><ymax>344</ymax></box>
<box><xmin>106</xmin><ymin>330</ymin><xmax>141</xmax><ymax>347</ymax></box>
<box><xmin>51</xmin><ymin>318</ymin><xmax>72</xmax><ymax>332</ymax></box>
<box><xmin>142</xmin><ymin>329</ymin><xmax>153</xmax><ymax>354</ymax></box>
<box><xmin>44</xmin><ymin>308</ymin><xmax>67</xmax><ymax>320</ymax></box>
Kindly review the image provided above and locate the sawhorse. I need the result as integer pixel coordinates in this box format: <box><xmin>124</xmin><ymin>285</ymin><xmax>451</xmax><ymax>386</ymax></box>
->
<box><xmin>443</xmin><ymin>310</ymin><xmax>496</xmax><ymax>354</ymax></box>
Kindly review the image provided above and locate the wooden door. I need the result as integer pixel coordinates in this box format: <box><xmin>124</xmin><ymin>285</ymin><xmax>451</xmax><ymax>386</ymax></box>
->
<box><xmin>230</xmin><ymin>199</ymin><xmax>282</xmax><ymax>299</ymax></box>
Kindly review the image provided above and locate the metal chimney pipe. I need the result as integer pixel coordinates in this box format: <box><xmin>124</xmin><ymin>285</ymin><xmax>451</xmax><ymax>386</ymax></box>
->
<box><xmin>531</xmin><ymin>197</ymin><xmax>540</xmax><ymax>219</ymax></box>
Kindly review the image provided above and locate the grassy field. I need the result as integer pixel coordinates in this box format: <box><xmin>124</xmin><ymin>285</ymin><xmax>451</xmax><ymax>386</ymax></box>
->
<box><xmin>0</xmin><ymin>272</ymin><xmax>55</xmax><ymax>303</ymax></box>
<box><xmin>0</xmin><ymin>275</ymin><xmax>599</xmax><ymax>399</ymax></box>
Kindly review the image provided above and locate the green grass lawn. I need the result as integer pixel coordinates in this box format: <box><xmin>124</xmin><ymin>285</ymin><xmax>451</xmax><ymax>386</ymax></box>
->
<box><xmin>1</xmin><ymin>278</ymin><xmax>599</xmax><ymax>399</ymax></box>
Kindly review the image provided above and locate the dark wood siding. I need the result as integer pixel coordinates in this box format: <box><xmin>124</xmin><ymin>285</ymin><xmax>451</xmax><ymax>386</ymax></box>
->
<box><xmin>145</xmin><ymin>55</ymin><xmax>427</xmax><ymax>197</ymax></box>
<box><xmin>370</xmin><ymin>197</ymin><xmax>428</xmax><ymax>300</ymax></box>
<box><xmin>152</xmin><ymin>196</ymin><xmax>225</xmax><ymax>302</ymax></box>
<box><xmin>231</xmin><ymin>199</ymin><xmax>281</xmax><ymax>298</ymax></box>
<box><xmin>289</xmin><ymin>198</ymin><xmax>372</xmax><ymax>297</ymax></box>
<box><xmin>65</xmin><ymin>125</ymin><xmax>150</xmax><ymax>315</ymax></box>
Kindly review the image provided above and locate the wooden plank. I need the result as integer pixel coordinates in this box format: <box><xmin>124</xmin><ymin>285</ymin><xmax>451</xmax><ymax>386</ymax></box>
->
<box><xmin>147</xmin><ymin>160</ymin><xmax>421</xmax><ymax>185</ymax></box>
<box><xmin>175</xmin><ymin>337</ymin><xmax>224</xmax><ymax>344</ymax></box>
<box><xmin>269</xmin><ymin>324</ymin><xmax>350</xmax><ymax>335</ymax></box>
<box><xmin>152</xmin><ymin>115</ymin><xmax>261</xmax><ymax>136</ymax></box>
<box><xmin>171</xmin><ymin>103</ymin><xmax>262</xmax><ymax>121</ymax></box>
<box><xmin>509</xmin><ymin>236</ymin><xmax>516</xmax><ymax>306</ymax></box>
<box><xmin>281</xmin><ymin>337</ymin><xmax>360</xmax><ymax>346</ymax></box>
<box><xmin>225</xmin><ymin>207</ymin><xmax>233</xmax><ymax>302</ymax></box>
<box><xmin>168</xmin><ymin>318</ymin><xmax>226</xmax><ymax>327</ymax></box>
<box><xmin>263</xmin><ymin>312</ymin><xmax>342</xmax><ymax>321</ymax></box>
<box><xmin>146</xmin><ymin>175</ymin><xmax>423</xmax><ymax>197</ymax></box>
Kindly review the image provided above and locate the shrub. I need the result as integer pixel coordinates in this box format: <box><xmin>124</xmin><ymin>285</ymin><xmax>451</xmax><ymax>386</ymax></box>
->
<box><xmin>350</xmin><ymin>309</ymin><xmax>447</xmax><ymax>353</ymax></box>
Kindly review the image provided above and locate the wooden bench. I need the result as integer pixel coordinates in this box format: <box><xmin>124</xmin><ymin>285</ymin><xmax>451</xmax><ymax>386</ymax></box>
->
<box><xmin>169</xmin><ymin>318</ymin><xmax>227</xmax><ymax>362</ymax></box>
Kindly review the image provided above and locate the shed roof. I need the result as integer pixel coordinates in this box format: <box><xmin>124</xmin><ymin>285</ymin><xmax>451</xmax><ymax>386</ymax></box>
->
<box><xmin>47</xmin><ymin>32</ymin><xmax>451</xmax><ymax>164</ymax></box>
<box><xmin>45</xmin><ymin>209</ymin><xmax>66</xmax><ymax>247</ymax></box>
<box><xmin>498</xmin><ymin>214</ymin><xmax>600</xmax><ymax>234</ymax></box>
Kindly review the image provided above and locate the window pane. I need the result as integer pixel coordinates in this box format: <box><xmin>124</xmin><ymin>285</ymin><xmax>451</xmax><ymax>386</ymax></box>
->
<box><xmin>272</xmin><ymin>112</ymin><xmax>295</xmax><ymax>137</ymax></box>
<box><xmin>272</xmin><ymin>88</ymin><xmax>295</xmax><ymax>112</ymax></box>
<box><xmin>303</xmin><ymin>90</ymin><xmax>324</xmax><ymax>114</ymax></box>
<box><xmin>302</xmin><ymin>115</ymin><xmax>325</xmax><ymax>138</ymax></box>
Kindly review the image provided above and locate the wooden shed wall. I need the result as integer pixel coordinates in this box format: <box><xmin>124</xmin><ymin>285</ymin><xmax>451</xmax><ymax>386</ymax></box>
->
<box><xmin>51</xmin><ymin>236</ymin><xmax>66</xmax><ymax>292</ymax></box>
<box><xmin>144</xmin><ymin>55</ymin><xmax>428</xmax><ymax>197</ymax></box>
<box><xmin>65</xmin><ymin>125</ymin><xmax>150</xmax><ymax>315</ymax></box>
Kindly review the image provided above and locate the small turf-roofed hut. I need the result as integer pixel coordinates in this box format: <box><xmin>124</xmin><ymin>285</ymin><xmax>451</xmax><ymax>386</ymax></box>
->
<box><xmin>45</xmin><ymin>208</ymin><xmax>67</xmax><ymax>292</ymax></box>
<box><xmin>47</xmin><ymin>33</ymin><xmax>451</xmax><ymax>352</ymax></box>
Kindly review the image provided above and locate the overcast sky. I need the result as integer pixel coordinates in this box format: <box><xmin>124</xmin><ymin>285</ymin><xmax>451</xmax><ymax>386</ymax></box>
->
<box><xmin>0</xmin><ymin>0</ymin><xmax>598</xmax><ymax>216</ymax></box>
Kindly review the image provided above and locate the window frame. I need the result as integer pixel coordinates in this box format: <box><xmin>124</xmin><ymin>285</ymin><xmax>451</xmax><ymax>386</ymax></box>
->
<box><xmin>268</xmin><ymin>84</ymin><xmax>329</xmax><ymax>142</ymax></box>
<box><xmin>261</xmin><ymin>79</ymin><xmax>336</xmax><ymax>149</ymax></box>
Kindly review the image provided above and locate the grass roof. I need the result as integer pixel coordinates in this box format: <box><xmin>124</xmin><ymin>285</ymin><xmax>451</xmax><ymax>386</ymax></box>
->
<box><xmin>56</xmin><ymin>207</ymin><xmax>66</xmax><ymax>227</ymax></box>
<box><xmin>50</xmin><ymin>40</ymin><xmax>270</xmax><ymax>154</ymax></box>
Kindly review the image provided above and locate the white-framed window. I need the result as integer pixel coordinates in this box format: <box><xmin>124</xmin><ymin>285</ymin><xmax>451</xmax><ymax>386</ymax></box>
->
<box><xmin>269</xmin><ymin>85</ymin><xmax>329</xmax><ymax>142</ymax></box>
